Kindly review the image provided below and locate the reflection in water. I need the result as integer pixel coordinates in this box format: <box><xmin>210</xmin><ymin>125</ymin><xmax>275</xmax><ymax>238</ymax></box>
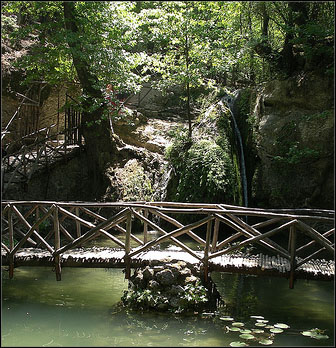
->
<box><xmin>1</xmin><ymin>266</ymin><xmax>334</xmax><ymax>347</ymax></box>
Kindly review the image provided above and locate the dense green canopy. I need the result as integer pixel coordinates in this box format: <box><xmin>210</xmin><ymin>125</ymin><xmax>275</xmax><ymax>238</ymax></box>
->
<box><xmin>2</xmin><ymin>1</ymin><xmax>334</xmax><ymax>93</ymax></box>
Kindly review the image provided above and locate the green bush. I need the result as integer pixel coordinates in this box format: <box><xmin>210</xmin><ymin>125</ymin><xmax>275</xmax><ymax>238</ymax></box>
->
<box><xmin>166</xmin><ymin>129</ymin><xmax>235</xmax><ymax>203</ymax></box>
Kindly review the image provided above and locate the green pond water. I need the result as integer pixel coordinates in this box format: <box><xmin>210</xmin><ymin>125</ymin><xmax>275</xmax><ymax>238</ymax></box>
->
<box><xmin>1</xmin><ymin>264</ymin><xmax>334</xmax><ymax>347</ymax></box>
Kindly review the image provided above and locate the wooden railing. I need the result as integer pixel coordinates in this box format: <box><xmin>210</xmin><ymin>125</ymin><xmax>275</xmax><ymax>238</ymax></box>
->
<box><xmin>1</xmin><ymin>201</ymin><xmax>334</xmax><ymax>288</ymax></box>
<box><xmin>2</xmin><ymin>125</ymin><xmax>84</xmax><ymax>194</ymax></box>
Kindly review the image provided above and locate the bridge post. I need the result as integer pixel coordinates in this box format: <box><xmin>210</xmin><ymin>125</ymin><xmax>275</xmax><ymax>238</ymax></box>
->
<box><xmin>211</xmin><ymin>218</ymin><xmax>220</xmax><ymax>253</ymax></box>
<box><xmin>289</xmin><ymin>224</ymin><xmax>297</xmax><ymax>289</ymax></box>
<box><xmin>203</xmin><ymin>217</ymin><xmax>213</xmax><ymax>283</ymax></box>
<box><xmin>143</xmin><ymin>209</ymin><xmax>148</xmax><ymax>244</ymax></box>
<box><xmin>75</xmin><ymin>207</ymin><xmax>81</xmax><ymax>238</ymax></box>
<box><xmin>8</xmin><ymin>205</ymin><xmax>14</xmax><ymax>279</ymax></box>
<box><xmin>54</xmin><ymin>205</ymin><xmax>62</xmax><ymax>281</ymax></box>
<box><xmin>124</xmin><ymin>210</ymin><xmax>132</xmax><ymax>279</ymax></box>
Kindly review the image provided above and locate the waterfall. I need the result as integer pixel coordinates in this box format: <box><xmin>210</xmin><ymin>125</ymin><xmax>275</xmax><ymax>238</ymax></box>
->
<box><xmin>159</xmin><ymin>166</ymin><xmax>173</xmax><ymax>201</ymax></box>
<box><xmin>219</xmin><ymin>92</ymin><xmax>248</xmax><ymax>208</ymax></box>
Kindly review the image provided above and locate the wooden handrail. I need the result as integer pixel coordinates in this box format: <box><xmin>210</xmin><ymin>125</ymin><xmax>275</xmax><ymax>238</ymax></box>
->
<box><xmin>1</xmin><ymin>201</ymin><xmax>334</xmax><ymax>287</ymax></box>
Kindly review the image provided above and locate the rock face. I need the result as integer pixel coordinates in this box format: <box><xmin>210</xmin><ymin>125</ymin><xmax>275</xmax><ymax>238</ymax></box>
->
<box><xmin>121</xmin><ymin>262</ymin><xmax>210</xmax><ymax>313</ymax></box>
<box><xmin>3</xmin><ymin>147</ymin><xmax>91</xmax><ymax>201</ymax></box>
<box><xmin>244</xmin><ymin>72</ymin><xmax>334</xmax><ymax>209</ymax></box>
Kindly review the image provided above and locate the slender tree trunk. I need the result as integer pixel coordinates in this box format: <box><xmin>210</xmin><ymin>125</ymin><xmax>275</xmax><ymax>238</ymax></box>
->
<box><xmin>63</xmin><ymin>1</ymin><xmax>117</xmax><ymax>199</ymax></box>
<box><xmin>185</xmin><ymin>28</ymin><xmax>192</xmax><ymax>138</ymax></box>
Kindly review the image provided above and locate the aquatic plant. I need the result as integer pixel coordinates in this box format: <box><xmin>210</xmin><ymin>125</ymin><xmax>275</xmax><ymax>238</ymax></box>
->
<box><xmin>222</xmin><ymin>314</ymin><xmax>330</xmax><ymax>347</ymax></box>
<box><xmin>301</xmin><ymin>328</ymin><xmax>329</xmax><ymax>340</ymax></box>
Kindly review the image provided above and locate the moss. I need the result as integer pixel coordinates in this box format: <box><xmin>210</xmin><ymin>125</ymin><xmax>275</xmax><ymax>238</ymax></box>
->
<box><xmin>165</xmin><ymin>131</ymin><xmax>236</xmax><ymax>204</ymax></box>
<box><xmin>115</xmin><ymin>159</ymin><xmax>154</xmax><ymax>201</ymax></box>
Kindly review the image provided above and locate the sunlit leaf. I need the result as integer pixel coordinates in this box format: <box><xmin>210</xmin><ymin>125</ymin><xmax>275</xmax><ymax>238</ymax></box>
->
<box><xmin>220</xmin><ymin>317</ymin><xmax>234</xmax><ymax>321</ymax></box>
<box><xmin>239</xmin><ymin>333</ymin><xmax>255</xmax><ymax>340</ymax></box>
<box><xmin>229</xmin><ymin>327</ymin><xmax>241</xmax><ymax>332</ymax></box>
<box><xmin>250</xmin><ymin>315</ymin><xmax>264</xmax><ymax>319</ymax></box>
<box><xmin>240</xmin><ymin>329</ymin><xmax>252</xmax><ymax>334</ymax></box>
<box><xmin>255</xmin><ymin>322</ymin><xmax>266</xmax><ymax>327</ymax></box>
<box><xmin>274</xmin><ymin>323</ymin><xmax>290</xmax><ymax>329</ymax></box>
<box><xmin>301</xmin><ymin>328</ymin><xmax>329</xmax><ymax>340</ymax></box>
<box><xmin>259</xmin><ymin>339</ymin><xmax>273</xmax><ymax>345</ymax></box>
<box><xmin>312</xmin><ymin>334</ymin><xmax>329</xmax><ymax>340</ymax></box>
<box><xmin>270</xmin><ymin>328</ymin><xmax>283</xmax><ymax>334</ymax></box>
<box><xmin>232</xmin><ymin>322</ymin><xmax>245</xmax><ymax>327</ymax></box>
<box><xmin>252</xmin><ymin>329</ymin><xmax>265</xmax><ymax>334</ymax></box>
<box><xmin>230</xmin><ymin>342</ymin><xmax>248</xmax><ymax>347</ymax></box>
<box><xmin>301</xmin><ymin>331</ymin><xmax>314</xmax><ymax>337</ymax></box>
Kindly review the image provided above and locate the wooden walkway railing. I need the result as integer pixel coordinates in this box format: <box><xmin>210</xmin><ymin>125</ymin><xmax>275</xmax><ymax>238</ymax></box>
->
<box><xmin>1</xmin><ymin>201</ymin><xmax>334</xmax><ymax>288</ymax></box>
<box><xmin>2</xmin><ymin>125</ymin><xmax>84</xmax><ymax>194</ymax></box>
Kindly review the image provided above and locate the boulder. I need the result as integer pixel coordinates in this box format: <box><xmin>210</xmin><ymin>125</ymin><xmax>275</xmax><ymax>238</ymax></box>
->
<box><xmin>143</xmin><ymin>266</ymin><xmax>154</xmax><ymax>280</ymax></box>
<box><xmin>148</xmin><ymin>280</ymin><xmax>160</xmax><ymax>290</ymax></box>
<box><xmin>156</xmin><ymin>269</ymin><xmax>175</xmax><ymax>286</ymax></box>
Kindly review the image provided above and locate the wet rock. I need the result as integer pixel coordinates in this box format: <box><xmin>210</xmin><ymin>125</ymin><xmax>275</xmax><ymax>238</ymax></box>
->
<box><xmin>169</xmin><ymin>297</ymin><xmax>182</xmax><ymax>308</ymax></box>
<box><xmin>133</xmin><ymin>270</ymin><xmax>145</xmax><ymax>288</ymax></box>
<box><xmin>156</xmin><ymin>269</ymin><xmax>175</xmax><ymax>285</ymax></box>
<box><xmin>185</xmin><ymin>275</ymin><xmax>198</xmax><ymax>284</ymax></box>
<box><xmin>143</xmin><ymin>266</ymin><xmax>154</xmax><ymax>280</ymax></box>
<box><xmin>148</xmin><ymin>280</ymin><xmax>160</xmax><ymax>290</ymax></box>
<box><xmin>169</xmin><ymin>285</ymin><xmax>184</xmax><ymax>295</ymax></box>
<box><xmin>180</xmin><ymin>267</ymin><xmax>192</xmax><ymax>278</ymax></box>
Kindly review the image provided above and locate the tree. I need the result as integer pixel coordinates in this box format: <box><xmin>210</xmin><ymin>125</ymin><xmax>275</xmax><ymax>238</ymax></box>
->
<box><xmin>63</xmin><ymin>1</ymin><xmax>116</xmax><ymax>196</ymax></box>
<box><xmin>2</xmin><ymin>1</ymin><xmax>148</xmax><ymax>198</ymax></box>
<box><xmin>250</xmin><ymin>1</ymin><xmax>334</xmax><ymax>76</ymax></box>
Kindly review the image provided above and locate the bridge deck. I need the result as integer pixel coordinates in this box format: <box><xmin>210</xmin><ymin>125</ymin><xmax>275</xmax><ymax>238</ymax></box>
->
<box><xmin>2</xmin><ymin>247</ymin><xmax>334</xmax><ymax>281</ymax></box>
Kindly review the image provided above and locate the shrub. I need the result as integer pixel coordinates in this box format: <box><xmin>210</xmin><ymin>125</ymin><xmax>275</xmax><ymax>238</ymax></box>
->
<box><xmin>166</xmin><ymin>130</ymin><xmax>235</xmax><ymax>203</ymax></box>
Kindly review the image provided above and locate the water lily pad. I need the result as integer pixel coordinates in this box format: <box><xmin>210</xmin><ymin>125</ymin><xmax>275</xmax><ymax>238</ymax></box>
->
<box><xmin>252</xmin><ymin>329</ymin><xmax>265</xmax><ymax>334</ymax></box>
<box><xmin>255</xmin><ymin>322</ymin><xmax>266</xmax><ymax>327</ymax></box>
<box><xmin>274</xmin><ymin>323</ymin><xmax>290</xmax><ymax>329</ymax></box>
<box><xmin>229</xmin><ymin>327</ymin><xmax>241</xmax><ymax>332</ymax></box>
<box><xmin>240</xmin><ymin>329</ymin><xmax>252</xmax><ymax>334</ymax></box>
<box><xmin>232</xmin><ymin>322</ymin><xmax>245</xmax><ymax>327</ymax></box>
<box><xmin>265</xmin><ymin>325</ymin><xmax>274</xmax><ymax>329</ymax></box>
<box><xmin>300</xmin><ymin>328</ymin><xmax>329</xmax><ymax>340</ymax></box>
<box><xmin>230</xmin><ymin>342</ymin><xmax>248</xmax><ymax>347</ymax></box>
<box><xmin>270</xmin><ymin>328</ymin><xmax>283</xmax><ymax>334</ymax></box>
<box><xmin>301</xmin><ymin>331</ymin><xmax>314</xmax><ymax>337</ymax></box>
<box><xmin>250</xmin><ymin>315</ymin><xmax>264</xmax><ymax>319</ymax></box>
<box><xmin>257</xmin><ymin>319</ymin><xmax>269</xmax><ymax>323</ymax></box>
<box><xmin>239</xmin><ymin>333</ymin><xmax>255</xmax><ymax>340</ymax></box>
<box><xmin>220</xmin><ymin>317</ymin><xmax>234</xmax><ymax>321</ymax></box>
<box><xmin>259</xmin><ymin>339</ymin><xmax>273</xmax><ymax>345</ymax></box>
<box><xmin>312</xmin><ymin>334</ymin><xmax>329</xmax><ymax>340</ymax></box>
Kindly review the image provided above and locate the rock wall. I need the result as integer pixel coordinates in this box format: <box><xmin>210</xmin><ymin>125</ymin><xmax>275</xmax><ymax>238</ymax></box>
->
<box><xmin>247</xmin><ymin>72</ymin><xmax>334</xmax><ymax>209</ymax></box>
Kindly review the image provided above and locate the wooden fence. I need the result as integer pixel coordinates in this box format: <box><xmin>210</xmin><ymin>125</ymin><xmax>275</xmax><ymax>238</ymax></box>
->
<box><xmin>64</xmin><ymin>93</ymin><xmax>83</xmax><ymax>146</ymax></box>
<box><xmin>1</xmin><ymin>201</ymin><xmax>334</xmax><ymax>288</ymax></box>
<box><xmin>2</xmin><ymin>122</ymin><xmax>84</xmax><ymax>193</ymax></box>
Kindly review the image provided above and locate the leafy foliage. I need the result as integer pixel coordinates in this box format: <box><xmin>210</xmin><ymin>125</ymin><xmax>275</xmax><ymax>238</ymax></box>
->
<box><xmin>166</xmin><ymin>128</ymin><xmax>235</xmax><ymax>203</ymax></box>
<box><xmin>115</xmin><ymin>159</ymin><xmax>153</xmax><ymax>201</ymax></box>
<box><xmin>2</xmin><ymin>1</ymin><xmax>334</xmax><ymax>97</ymax></box>
<box><xmin>121</xmin><ymin>279</ymin><xmax>208</xmax><ymax>313</ymax></box>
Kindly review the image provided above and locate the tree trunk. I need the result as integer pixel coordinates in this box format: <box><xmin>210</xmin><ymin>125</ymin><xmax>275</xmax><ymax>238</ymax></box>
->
<box><xmin>185</xmin><ymin>25</ymin><xmax>192</xmax><ymax>139</ymax></box>
<box><xmin>63</xmin><ymin>1</ymin><xmax>117</xmax><ymax>199</ymax></box>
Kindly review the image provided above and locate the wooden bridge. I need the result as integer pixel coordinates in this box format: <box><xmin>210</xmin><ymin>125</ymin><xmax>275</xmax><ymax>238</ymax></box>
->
<box><xmin>1</xmin><ymin>201</ymin><xmax>334</xmax><ymax>288</ymax></box>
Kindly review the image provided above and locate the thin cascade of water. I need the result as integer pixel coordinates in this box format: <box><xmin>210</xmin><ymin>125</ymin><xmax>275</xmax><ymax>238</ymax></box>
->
<box><xmin>219</xmin><ymin>92</ymin><xmax>248</xmax><ymax>208</ymax></box>
<box><xmin>159</xmin><ymin>166</ymin><xmax>173</xmax><ymax>201</ymax></box>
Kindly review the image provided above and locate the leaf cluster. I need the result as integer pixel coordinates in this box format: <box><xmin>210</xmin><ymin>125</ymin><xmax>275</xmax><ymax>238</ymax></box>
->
<box><xmin>166</xmin><ymin>128</ymin><xmax>235</xmax><ymax>203</ymax></box>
